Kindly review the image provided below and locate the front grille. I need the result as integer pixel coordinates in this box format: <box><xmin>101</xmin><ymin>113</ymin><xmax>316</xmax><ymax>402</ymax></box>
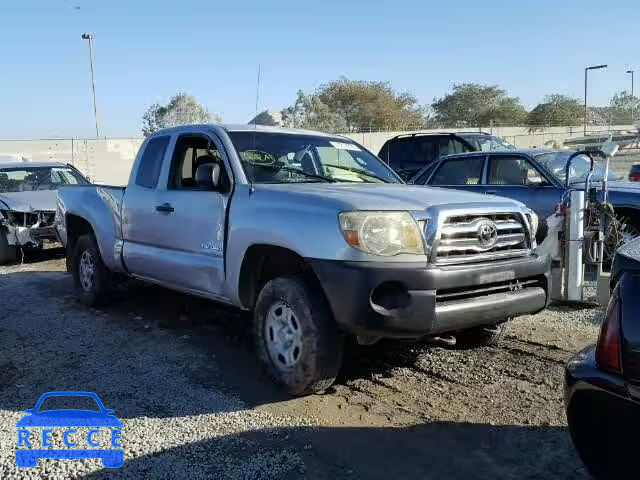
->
<box><xmin>436</xmin><ymin>276</ymin><xmax>545</xmax><ymax>304</ymax></box>
<box><xmin>434</xmin><ymin>212</ymin><xmax>530</xmax><ymax>264</ymax></box>
<box><xmin>2</xmin><ymin>210</ymin><xmax>55</xmax><ymax>228</ymax></box>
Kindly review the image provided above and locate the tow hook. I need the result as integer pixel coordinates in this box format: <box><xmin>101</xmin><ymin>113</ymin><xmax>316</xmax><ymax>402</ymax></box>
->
<box><xmin>427</xmin><ymin>335</ymin><xmax>457</xmax><ymax>347</ymax></box>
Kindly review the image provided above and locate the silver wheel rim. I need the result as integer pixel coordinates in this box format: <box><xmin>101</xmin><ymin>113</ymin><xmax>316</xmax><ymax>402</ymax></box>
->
<box><xmin>265</xmin><ymin>301</ymin><xmax>303</xmax><ymax>369</ymax></box>
<box><xmin>79</xmin><ymin>250</ymin><xmax>96</xmax><ymax>292</ymax></box>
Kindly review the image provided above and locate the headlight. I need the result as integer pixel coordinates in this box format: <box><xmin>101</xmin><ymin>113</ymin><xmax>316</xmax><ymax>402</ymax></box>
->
<box><xmin>526</xmin><ymin>209</ymin><xmax>539</xmax><ymax>235</ymax></box>
<box><xmin>339</xmin><ymin>211</ymin><xmax>424</xmax><ymax>256</ymax></box>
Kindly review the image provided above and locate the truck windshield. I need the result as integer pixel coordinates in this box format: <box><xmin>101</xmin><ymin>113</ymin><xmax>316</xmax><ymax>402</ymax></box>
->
<box><xmin>0</xmin><ymin>166</ymin><xmax>89</xmax><ymax>193</ymax></box>
<box><xmin>534</xmin><ymin>151</ymin><xmax>622</xmax><ymax>184</ymax></box>
<box><xmin>228</xmin><ymin>132</ymin><xmax>400</xmax><ymax>184</ymax></box>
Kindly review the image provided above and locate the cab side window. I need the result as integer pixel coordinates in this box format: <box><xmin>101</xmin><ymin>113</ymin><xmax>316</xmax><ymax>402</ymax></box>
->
<box><xmin>488</xmin><ymin>156</ymin><xmax>548</xmax><ymax>186</ymax></box>
<box><xmin>430</xmin><ymin>157</ymin><xmax>484</xmax><ymax>186</ymax></box>
<box><xmin>135</xmin><ymin>136</ymin><xmax>170</xmax><ymax>189</ymax></box>
<box><xmin>168</xmin><ymin>135</ymin><xmax>229</xmax><ymax>191</ymax></box>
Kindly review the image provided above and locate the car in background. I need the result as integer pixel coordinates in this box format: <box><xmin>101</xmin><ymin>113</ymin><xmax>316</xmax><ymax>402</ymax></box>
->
<box><xmin>409</xmin><ymin>149</ymin><xmax>640</xmax><ymax>242</ymax></box>
<box><xmin>629</xmin><ymin>164</ymin><xmax>640</xmax><ymax>182</ymax></box>
<box><xmin>378</xmin><ymin>131</ymin><xmax>515</xmax><ymax>180</ymax></box>
<box><xmin>565</xmin><ymin>237</ymin><xmax>640</xmax><ymax>479</ymax></box>
<box><xmin>0</xmin><ymin>161</ymin><xmax>90</xmax><ymax>264</ymax></box>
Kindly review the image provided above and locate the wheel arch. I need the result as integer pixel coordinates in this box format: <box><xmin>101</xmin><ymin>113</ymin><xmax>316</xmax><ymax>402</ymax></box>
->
<box><xmin>237</xmin><ymin>244</ymin><xmax>324</xmax><ymax>310</ymax></box>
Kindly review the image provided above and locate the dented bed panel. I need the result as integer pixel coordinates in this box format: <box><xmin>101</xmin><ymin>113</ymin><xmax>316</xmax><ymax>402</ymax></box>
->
<box><xmin>55</xmin><ymin>185</ymin><xmax>127</xmax><ymax>273</ymax></box>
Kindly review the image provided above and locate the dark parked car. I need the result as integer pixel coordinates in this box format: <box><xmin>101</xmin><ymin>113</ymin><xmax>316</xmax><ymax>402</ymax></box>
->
<box><xmin>565</xmin><ymin>237</ymin><xmax>640</xmax><ymax>479</ymax></box>
<box><xmin>409</xmin><ymin>149</ymin><xmax>640</xmax><ymax>241</ymax></box>
<box><xmin>629</xmin><ymin>164</ymin><xmax>640</xmax><ymax>182</ymax></box>
<box><xmin>377</xmin><ymin>132</ymin><xmax>515</xmax><ymax>180</ymax></box>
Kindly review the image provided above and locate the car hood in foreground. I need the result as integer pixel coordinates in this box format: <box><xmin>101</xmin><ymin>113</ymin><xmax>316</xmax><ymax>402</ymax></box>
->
<box><xmin>16</xmin><ymin>410</ymin><xmax>123</xmax><ymax>427</ymax></box>
<box><xmin>255</xmin><ymin>183</ymin><xmax>524</xmax><ymax>212</ymax></box>
<box><xmin>0</xmin><ymin>190</ymin><xmax>58</xmax><ymax>212</ymax></box>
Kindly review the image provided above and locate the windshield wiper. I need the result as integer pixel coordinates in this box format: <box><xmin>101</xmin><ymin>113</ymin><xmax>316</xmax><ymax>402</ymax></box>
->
<box><xmin>250</xmin><ymin>163</ymin><xmax>336</xmax><ymax>183</ymax></box>
<box><xmin>323</xmin><ymin>164</ymin><xmax>389</xmax><ymax>183</ymax></box>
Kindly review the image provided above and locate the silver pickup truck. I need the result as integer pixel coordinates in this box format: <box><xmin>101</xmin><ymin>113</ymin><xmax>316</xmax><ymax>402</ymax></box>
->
<box><xmin>56</xmin><ymin>124</ymin><xmax>550</xmax><ymax>395</ymax></box>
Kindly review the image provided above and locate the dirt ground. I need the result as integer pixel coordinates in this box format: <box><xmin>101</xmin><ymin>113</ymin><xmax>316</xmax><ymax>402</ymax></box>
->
<box><xmin>0</xmin><ymin>250</ymin><xmax>600</xmax><ymax>479</ymax></box>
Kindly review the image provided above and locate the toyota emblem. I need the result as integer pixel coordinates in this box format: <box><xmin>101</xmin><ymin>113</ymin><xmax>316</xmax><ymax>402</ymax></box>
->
<box><xmin>477</xmin><ymin>220</ymin><xmax>498</xmax><ymax>247</ymax></box>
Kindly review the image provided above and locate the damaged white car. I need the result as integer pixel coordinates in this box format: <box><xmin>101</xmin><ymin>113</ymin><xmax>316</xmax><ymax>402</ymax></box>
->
<box><xmin>0</xmin><ymin>161</ymin><xmax>90</xmax><ymax>264</ymax></box>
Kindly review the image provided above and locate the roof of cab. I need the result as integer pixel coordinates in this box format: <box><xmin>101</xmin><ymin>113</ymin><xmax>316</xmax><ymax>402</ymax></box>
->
<box><xmin>0</xmin><ymin>161</ymin><xmax>69</xmax><ymax>169</ymax></box>
<box><xmin>148</xmin><ymin>123</ymin><xmax>343</xmax><ymax>139</ymax></box>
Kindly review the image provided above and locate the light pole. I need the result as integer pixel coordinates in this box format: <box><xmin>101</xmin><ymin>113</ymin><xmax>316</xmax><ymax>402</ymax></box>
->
<box><xmin>81</xmin><ymin>33</ymin><xmax>100</xmax><ymax>139</ymax></box>
<box><xmin>627</xmin><ymin>69</ymin><xmax>635</xmax><ymax>122</ymax></box>
<box><xmin>584</xmin><ymin>64</ymin><xmax>607</xmax><ymax>135</ymax></box>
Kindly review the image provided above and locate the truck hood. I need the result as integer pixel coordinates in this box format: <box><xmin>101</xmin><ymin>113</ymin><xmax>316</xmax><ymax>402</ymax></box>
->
<box><xmin>0</xmin><ymin>190</ymin><xmax>57</xmax><ymax>212</ymax></box>
<box><xmin>256</xmin><ymin>183</ymin><xmax>524</xmax><ymax>211</ymax></box>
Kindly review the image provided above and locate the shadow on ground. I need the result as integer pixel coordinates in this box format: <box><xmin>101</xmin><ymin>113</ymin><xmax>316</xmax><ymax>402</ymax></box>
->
<box><xmin>78</xmin><ymin>422</ymin><xmax>587</xmax><ymax>479</ymax></box>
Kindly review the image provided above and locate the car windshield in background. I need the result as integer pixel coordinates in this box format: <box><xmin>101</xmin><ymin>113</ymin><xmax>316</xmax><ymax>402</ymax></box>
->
<box><xmin>534</xmin><ymin>151</ymin><xmax>622</xmax><ymax>183</ymax></box>
<box><xmin>0</xmin><ymin>166</ymin><xmax>88</xmax><ymax>193</ymax></box>
<box><xmin>228</xmin><ymin>132</ymin><xmax>400</xmax><ymax>184</ymax></box>
<box><xmin>458</xmin><ymin>134</ymin><xmax>516</xmax><ymax>151</ymax></box>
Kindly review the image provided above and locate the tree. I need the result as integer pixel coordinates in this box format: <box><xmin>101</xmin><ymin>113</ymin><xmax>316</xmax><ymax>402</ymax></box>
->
<box><xmin>609</xmin><ymin>90</ymin><xmax>639</xmax><ymax>124</ymax></box>
<box><xmin>527</xmin><ymin>94</ymin><xmax>582</xmax><ymax>128</ymax></box>
<box><xmin>281</xmin><ymin>90</ymin><xmax>348</xmax><ymax>132</ymax></box>
<box><xmin>141</xmin><ymin>93</ymin><xmax>220</xmax><ymax>136</ymax></box>
<box><xmin>281</xmin><ymin>78</ymin><xmax>428</xmax><ymax>132</ymax></box>
<box><xmin>431</xmin><ymin>83</ymin><xmax>527</xmax><ymax>127</ymax></box>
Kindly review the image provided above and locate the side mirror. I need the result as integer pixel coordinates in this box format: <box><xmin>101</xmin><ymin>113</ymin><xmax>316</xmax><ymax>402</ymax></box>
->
<box><xmin>195</xmin><ymin>163</ymin><xmax>221</xmax><ymax>190</ymax></box>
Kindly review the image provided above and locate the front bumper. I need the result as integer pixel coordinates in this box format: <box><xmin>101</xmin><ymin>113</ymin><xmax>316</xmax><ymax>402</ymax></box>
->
<box><xmin>310</xmin><ymin>251</ymin><xmax>550</xmax><ymax>338</ymax></box>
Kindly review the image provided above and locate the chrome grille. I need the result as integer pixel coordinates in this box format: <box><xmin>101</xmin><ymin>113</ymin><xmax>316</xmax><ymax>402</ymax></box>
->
<box><xmin>434</xmin><ymin>213</ymin><xmax>530</xmax><ymax>264</ymax></box>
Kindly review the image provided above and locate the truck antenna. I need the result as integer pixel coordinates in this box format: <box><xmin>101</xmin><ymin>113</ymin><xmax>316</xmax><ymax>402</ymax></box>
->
<box><xmin>250</xmin><ymin>65</ymin><xmax>261</xmax><ymax>195</ymax></box>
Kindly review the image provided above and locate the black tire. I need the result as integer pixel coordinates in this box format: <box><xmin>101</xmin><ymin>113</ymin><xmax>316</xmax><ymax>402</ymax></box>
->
<box><xmin>455</xmin><ymin>321</ymin><xmax>509</xmax><ymax>349</ymax></box>
<box><xmin>0</xmin><ymin>227</ymin><xmax>17</xmax><ymax>265</ymax></box>
<box><xmin>72</xmin><ymin>233</ymin><xmax>113</xmax><ymax>306</ymax></box>
<box><xmin>253</xmin><ymin>274</ymin><xmax>344</xmax><ymax>396</ymax></box>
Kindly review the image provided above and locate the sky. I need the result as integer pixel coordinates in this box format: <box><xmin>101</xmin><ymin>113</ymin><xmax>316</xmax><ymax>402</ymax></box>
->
<box><xmin>0</xmin><ymin>0</ymin><xmax>638</xmax><ymax>139</ymax></box>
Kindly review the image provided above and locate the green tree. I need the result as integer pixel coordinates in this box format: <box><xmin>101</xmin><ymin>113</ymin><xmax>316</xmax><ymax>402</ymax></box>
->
<box><xmin>609</xmin><ymin>90</ymin><xmax>639</xmax><ymax>124</ymax></box>
<box><xmin>431</xmin><ymin>83</ymin><xmax>527</xmax><ymax>127</ymax></box>
<box><xmin>281</xmin><ymin>91</ymin><xmax>348</xmax><ymax>132</ymax></box>
<box><xmin>527</xmin><ymin>94</ymin><xmax>582</xmax><ymax>128</ymax></box>
<box><xmin>142</xmin><ymin>93</ymin><xmax>220</xmax><ymax>136</ymax></box>
<box><xmin>281</xmin><ymin>78</ymin><xmax>428</xmax><ymax>132</ymax></box>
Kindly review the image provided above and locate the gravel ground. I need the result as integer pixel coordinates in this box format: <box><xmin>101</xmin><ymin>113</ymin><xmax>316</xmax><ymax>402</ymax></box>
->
<box><xmin>0</xmin><ymin>252</ymin><xmax>602</xmax><ymax>479</ymax></box>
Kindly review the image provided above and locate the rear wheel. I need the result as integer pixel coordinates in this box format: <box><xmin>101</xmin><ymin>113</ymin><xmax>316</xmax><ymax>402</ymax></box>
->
<box><xmin>455</xmin><ymin>321</ymin><xmax>509</xmax><ymax>349</ymax></box>
<box><xmin>0</xmin><ymin>227</ymin><xmax>17</xmax><ymax>265</ymax></box>
<box><xmin>72</xmin><ymin>234</ymin><xmax>113</xmax><ymax>306</ymax></box>
<box><xmin>254</xmin><ymin>275</ymin><xmax>344</xmax><ymax>396</ymax></box>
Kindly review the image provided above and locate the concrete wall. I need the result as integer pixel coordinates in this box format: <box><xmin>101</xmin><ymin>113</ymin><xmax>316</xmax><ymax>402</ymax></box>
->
<box><xmin>343</xmin><ymin>125</ymin><xmax>635</xmax><ymax>154</ymax></box>
<box><xmin>0</xmin><ymin>125</ymin><xmax>636</xmax><ymax>185</ymax></box>
<box><xmin>0</xmin><ymin>138</ymin><xmax>143</xmax><ymax>186</ymax></box>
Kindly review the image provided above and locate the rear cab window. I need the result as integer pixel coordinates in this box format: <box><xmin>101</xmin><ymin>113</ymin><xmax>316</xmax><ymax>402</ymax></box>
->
<box><xmin>135</xmin><ymin>136</ymin><xmax>170</xmax><ymax>189</ymax></box>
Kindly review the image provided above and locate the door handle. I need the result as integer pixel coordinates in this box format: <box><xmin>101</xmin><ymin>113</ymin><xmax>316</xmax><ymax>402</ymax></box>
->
<box><xmin>485</xmin><ymin>190</ymin><xmax>497</xmax><ymax>195</ymax></box>
<box><xmin>155</xmin><ymin>203</ymin><xmax>174</xmax><ymax>213</ymax></box>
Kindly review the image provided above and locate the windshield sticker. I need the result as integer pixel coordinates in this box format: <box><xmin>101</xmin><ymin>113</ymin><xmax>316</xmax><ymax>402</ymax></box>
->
<box><xmin>329</xmin><ymin>141</ymin><xmax>361</xmax><ymax>151</ymax></box>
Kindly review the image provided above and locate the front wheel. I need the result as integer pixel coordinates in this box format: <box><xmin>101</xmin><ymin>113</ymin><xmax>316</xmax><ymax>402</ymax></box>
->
<box><xmin>72</xmin><ymin>234</ymin><xmax>113</xmax><ymax>306</ymax></box>
<box><xmin>455</xmin><ymin>321</ymin><xmax>509</xmax><ymax>349</ymax></box>
<box><xmin>254</xmin><ymin>275</ymin><xmax>344</xmax><ymax>396</ymax></box>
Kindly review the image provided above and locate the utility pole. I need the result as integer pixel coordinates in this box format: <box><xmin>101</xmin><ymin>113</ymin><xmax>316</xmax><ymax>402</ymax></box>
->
<box><xmin>82</xmin><ymin>33</ymin><xmax>100</xmax><ymax>138</ymax></box>
<box><xmin>627</xmin><ymin>70</ymin><xmax>635</xmax><ymax>122</ymax></box>
<box><xmin>584</xmin><ymin>64</ymin><xmax>607</xmax><ymax>136</ymax></box>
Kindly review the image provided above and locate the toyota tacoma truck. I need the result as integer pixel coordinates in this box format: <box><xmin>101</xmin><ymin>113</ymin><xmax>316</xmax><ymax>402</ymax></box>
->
<box><xmin>55</xmin><ymin>124</ymin><xmax>550</xmax><ymax>395</ymax></box>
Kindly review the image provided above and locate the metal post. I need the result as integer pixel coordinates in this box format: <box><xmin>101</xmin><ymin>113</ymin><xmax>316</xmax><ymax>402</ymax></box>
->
<box><xmin>567</xmin><ymin>190</ymin><xmax>585</xmax><ymax>302</ymax></box>
<box><xmin>627</xmin><ymin>70</ymin><xmax>635</xmax><ymax>122</ymax></box>
<box><xmin>584</xmin><ymin>68</ymin><xmax>588</xmax><ymax>136</ymax></box>
<box><xmin>584</xmin><ymin>65</ymin><xmax>608</xmax><ymax>136</ymax></box>
<box><xmin>82</xmin><ymin>33</ymin><xmax>100</xmax><ymax>139</ymax></box>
